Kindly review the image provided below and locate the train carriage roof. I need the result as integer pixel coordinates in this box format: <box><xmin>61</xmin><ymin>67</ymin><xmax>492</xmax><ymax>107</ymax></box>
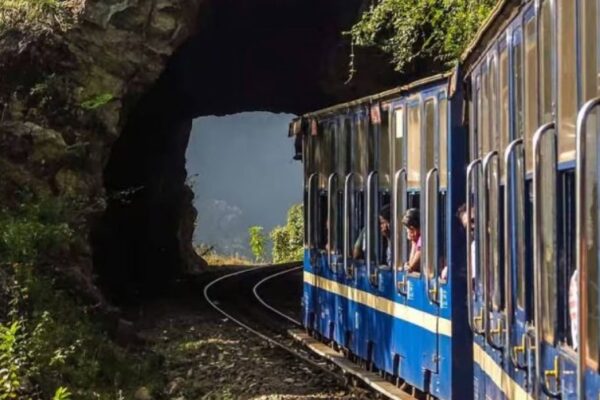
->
<box><xmin>293</xmin><ymin>72</ymin><xmax>451</xmax><ymax>124</ymax></box>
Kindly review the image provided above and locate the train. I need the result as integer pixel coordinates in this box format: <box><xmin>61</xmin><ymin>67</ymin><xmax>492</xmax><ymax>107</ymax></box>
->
<box><xmin>289</xmin><ymin>0</ymin><xmax>600</xmax><ymax>399</ymax></box>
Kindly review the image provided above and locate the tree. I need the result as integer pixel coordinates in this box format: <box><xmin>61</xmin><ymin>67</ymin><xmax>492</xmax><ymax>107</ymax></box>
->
<box><xmin>270</xmin><ymin>204</ymin><xmax>304</xmax><ymax>263</ymax></box>
<box><xmin>248</xmin><ymin>226</ymin><xmax>267</xmax><ymax>263</ymax></box>
<box><xmin>349</xmin><ymin>0</ymin><xmax>497</xmax><ymax>72</ymax></box>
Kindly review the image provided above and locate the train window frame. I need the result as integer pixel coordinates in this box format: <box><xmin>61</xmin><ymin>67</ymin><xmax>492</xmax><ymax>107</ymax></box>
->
<box><xmin>499</xmin><ymin>35</ymin><xmax>510</xmax><ymax>183</ymax></box>
<box><xmin>556</xmin><ymin>0</ymin><xmax>579</xmax><ymax>164</ymax></box>
<box><xmin>487</xmin><ymin>50</ymin><xmax>504</xmax><ymax>311</ymax></box>
<box><xmin>406</xmin><ymin>98</ymin><xmax>422</xmax><ymax>191</ymax></box>
<box><xmin>523</xmin><ymin>6</ymin><xmax>538</xmax><ymax>174</ymax></box>
<box><xmin>437</xmin><ymin>91</ymin><xmax>448</xmax><ymax>285</ymax></box>
<box><xmin>405</xmin><ymin>96</ymin><xmax>422</xmax><ymax>278</ymax></box>
<box><xmin>511</xmin><ymin>26</ymin><xmax>528</xmax><ymax>311</ymax></box>
<box><xmin>538</xmin><ymin>0</ymin><xmax>556</xmax><ymax>125</ymax></box>
<box><xmin>392</xmin><ymin>103</ymin><xmax>408</xmax><ymax>273</ymax></box>
<box><xmin>471</xmin><ymin>72</ymin><xmax>480</xmax><ymax>161</ymax></box>
<box><xmin>348</xmin><ymin>108</ymin><xmax>368</xmax><ymax>262</ymax></box>
<box><xmin>422</xmin><ymin>95</ymin><xmax>437</xmax><ymax>281</ymax></box>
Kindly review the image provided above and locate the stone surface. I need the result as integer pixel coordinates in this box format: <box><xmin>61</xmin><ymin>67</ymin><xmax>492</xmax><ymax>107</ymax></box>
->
<box><xmin>0</xmin><ymin>0</ymin><xmax>405</xmax><ymax>302</ymax></box>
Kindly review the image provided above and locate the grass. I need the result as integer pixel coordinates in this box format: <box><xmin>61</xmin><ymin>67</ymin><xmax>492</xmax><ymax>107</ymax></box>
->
<box><xmin>0</xmin><ymin>0</ymin><xmax>80</xmax><ymax>31</ymax></box>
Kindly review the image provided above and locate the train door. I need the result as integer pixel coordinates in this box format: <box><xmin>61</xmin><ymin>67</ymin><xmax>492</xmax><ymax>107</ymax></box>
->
<box><xmin>532</xmin><ymin>0</ymin><xmax>582</xmax><ymax>398</ymax></box>
<box><xmin>365</xmin><ymin>103</ymin><xmax>394</xmax><ymax>372</ymax></box>
<box><xmin>390</xmin><ymin>100</ymin><xmax>409</xmax><ymax>381</ymax></box>
<box><xmin>330</xmin><ymin>115</ymin><xmax>351</xmax><ymax>347</ymax></box>
<box><xmin>431</xmin><ymin>90</ymin><xmax>451</xmax><ymax>399</ymax></box>
<box><xmin>576</xmin><ymin>0</ymin><xmax>600</xmax><ymax>398</ymax></box>
<box><xmin>467</xmin><ymin>68</ymin><xmax>487</xmax><ymax>400</ymax></box>
<box><xmin>503</xmin><ymin>10</ymin><xmax>535</xmax><ymax>399</ymax></box>
<box><xmin>311</xmin><ymin>118</ymin><xmax>335</xmax><ymax>340</ymax></box>
<box><xmin>404</xmin><ymin>91</ymin><xmax>441</xmax><ymax>392</ymax></box>
<box><xmin>344</xmin><ymin>107</ymin><xmax>371</xmax><ymax>359</ymax></box>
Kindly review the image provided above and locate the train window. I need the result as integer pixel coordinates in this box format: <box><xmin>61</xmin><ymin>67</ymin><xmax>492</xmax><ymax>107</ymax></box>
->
<box><xmin>393</xmin><ymin>107</ymin><xmax>405</xmax><ymax>172</ymax></box>
<box><xmin>423</xmin><ymin>98</ymin><xmax>436</xmax><ymax>181</ymax></box>
<box><xmin>524</xmin><ymin>13</ymin><xmax>538</xmax><ymax>174</ymax></box>
<box><xmin>439</xmin><ymin>96</ymin><xmax>448</xmax><ymax>189</ymax></box>
<box><xmin>336</xmin><ymin>117</ymin><xmax>351</xmax><ymax>180</ymax></box>
<box><xmin>349</xmin><ymin>112</ymin><xmax>367</xmax><ymax>260</ymax></box>
<box><xmin>539</xmin><ymin>0</ymin><xmax>554</xmax><ymax>124</ymax></box>
<box><xmin>378</xmin><ymin>108</ymin><xmax>392</xmax><ymax>190</ymax></box>
<box><xmin>407</xmin><ymin>102</ymin><xmax>421</xmax><ymax>189</ymax></box>
<box><xmin>513</xmin><ymin>29</ymin><xmax>525</xmax><ymax>142</ymax></box>
<box><xmin>355</xmin><ymin>112</ymin><xmax>371</xmax><ymax>178</ymax></box>
<box><xmin>489</xmin><ymin>54</ymin><xmax>499</xmax><ymax>151</ymax></box>
<box><xmin>393</xmin><ymin>107</ymin><xmax>407</xmax><ymax>270</ymax></box>
<box><xmin>481</xmin><ymin>67</ymin><xmax>490</xmax><ymax>157</ymax></box>
<box><xmin>580</xmin><ymin>0</ymin><xmax>599</xmax><ymax>101</ymax></box>
<box><xmin>330</xmin><ymin>118</ymin><xmax>350</xmax><ymax>263</ymax></box>
<box><xmin>499</xmin><ymin>44</ymin><xmax>509</xmax><ymax>182</ymax></box>
<box><xmin>423</xmin><ymin>98</ymin><xmax>436</xmax><ymax>280</ymax></box>
<box><xmin>471</xmin><ymin>75</ymin><xmax>479</xmax><ymax>160</ymax></box>
<box><xmin>539</xmin><ymin>131</ymin><xmax>558</xmax><ymax>344</ymax></box>
<box><xmin>318</xmin><ymin>121</ymin><xmax>334</xmax><ymax>188</ymax></box>
<box><xmin>515</xmin><ymin>149</ymin><xmax>527</xmax><ymax>310</ymax></box>
<box><xmin>557</xmin><ymin>0</ymin><xmax>578</xmax><ymax>163</ymax></box>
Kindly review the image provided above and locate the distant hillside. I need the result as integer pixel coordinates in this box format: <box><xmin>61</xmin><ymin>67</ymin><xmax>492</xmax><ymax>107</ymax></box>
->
<box><xmin>185</xmin><ymin>112</ymin><xmax>302</xmax><ymax>257</ymax></box>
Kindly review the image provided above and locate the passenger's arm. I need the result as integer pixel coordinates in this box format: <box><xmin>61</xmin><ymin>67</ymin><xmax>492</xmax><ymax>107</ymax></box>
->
<box><xmin>407</xmin><ymin>249</ymin><xmax>421</xmax><ymax>273</ymax></box>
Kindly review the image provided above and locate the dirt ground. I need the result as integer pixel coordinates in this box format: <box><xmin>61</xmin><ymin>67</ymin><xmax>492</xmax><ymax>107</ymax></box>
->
<box><xmin>133</xmin><ymin>270</ymin><xmax>375</xmax><ymax>400</ymax></box>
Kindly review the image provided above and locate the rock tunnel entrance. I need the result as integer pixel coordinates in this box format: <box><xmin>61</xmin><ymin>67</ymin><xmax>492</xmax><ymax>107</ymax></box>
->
<box><xmin>91</xmin><ymin>0</ymin><xmax>405</xmax><ymax>301</ymax></box>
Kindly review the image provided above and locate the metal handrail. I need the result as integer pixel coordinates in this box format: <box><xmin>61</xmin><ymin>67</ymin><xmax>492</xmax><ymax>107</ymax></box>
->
<box><xmin>482</xmin><ymin>150</ymin><xmax>503</xmax><ymax>350</ymax></box>
<box><xmin>576</xmin><ymin>97</ymin><xmax>600</xmax><ymax>400</ymax></box>
<box><xmin>394</xmin><ymin>168</ymin><xmax>408</xmax><ymax>296</ymax></box>
<box><xmin>424</xmin><ymin>168</ymin><xmax>439</xmax><ymax>304</ymax></box>
<box><xmin>307</xmin><ymin>173</ymin><xmax>319</xmax><ymax>251</ymax></box>
<box><xmin>466</xmin><ymin>159</ymin><xmax>484</xmax><ymax>334</ymax></box>
<box><xmin>327</xmin><ymin>173</ymin><xmax>339</xmax><ymax>272</ymax></box>
<box><xmin>503</xmin><ymin>138</ymin><xmax>527</xmax><ymax>369</ymax></box>
<box><xmin>343</xmin><ymin>172</ymin><xmax>357</xmax><ymax>278</ymax></box>
<box><xmin>366</xmin><ymin>171</ymin><xmax>379</xmax><ymax>286</ymax></box>
<box><xmin>532</xmin><ymin>121</ymin><xmax>560</xmax><ymax>399</ymax></box>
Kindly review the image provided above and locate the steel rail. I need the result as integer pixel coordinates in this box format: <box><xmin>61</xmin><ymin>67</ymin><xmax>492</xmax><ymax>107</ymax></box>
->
<box><xmin>252</xmin><ymin>266</ymin><xmax>303</xmax><ymax>326</ymax></box>
<box><xmin>203</xmin><ymin>265</ymin><xmax>344</xmax><ymax>382</ymax></box>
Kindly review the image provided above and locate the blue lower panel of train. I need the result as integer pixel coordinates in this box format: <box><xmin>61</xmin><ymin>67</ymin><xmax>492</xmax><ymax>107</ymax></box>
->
<box><xmin>301</xmin><ymin>252</ymin><xmax>458</xmax><ymax>400</ymax></box>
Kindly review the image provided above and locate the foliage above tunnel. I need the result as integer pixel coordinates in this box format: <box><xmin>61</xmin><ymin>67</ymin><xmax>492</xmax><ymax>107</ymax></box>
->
<box><xmin>349</xmin><ymin>0</ymin><xmax>497</xmax><ymax>72</ymax></box>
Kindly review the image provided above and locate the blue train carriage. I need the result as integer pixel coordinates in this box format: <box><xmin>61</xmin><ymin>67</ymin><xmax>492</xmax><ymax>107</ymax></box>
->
<box><xmin>462</xmin><ymin>0</ymin><xmax>600</xmax><ymax>399</ymax></box>
<box><xmin>291</xmin><ymin>72</ymin><xmax>473</xmax><ymax>400</ymax></box>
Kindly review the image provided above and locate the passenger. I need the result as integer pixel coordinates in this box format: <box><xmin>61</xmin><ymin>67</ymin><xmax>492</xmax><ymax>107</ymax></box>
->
<box><xmin>401</xmin><ymin>208</ymin><xmax>421</xmax><ymax>273</ymax></box>
<box><xmin>352</xmin><ymin>204</ymin><xmax>392</xmax><ymax>266</ymax></box>
<box><xmin>569</xmin><ymin>269</ymin><xmax>578</xmax><ymax>350</ymax></box>
<box><xmin>454</xmin><ymin>203</ymin><xmax>476</xmax><ymax>279</ymax></box>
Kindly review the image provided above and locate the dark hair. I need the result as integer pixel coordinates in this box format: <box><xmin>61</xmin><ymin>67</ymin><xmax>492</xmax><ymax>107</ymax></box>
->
<box><xmin>401</xmin><ymin>208</ymin><xmax>420</xmax><ymax>229</ymax></box>
<box><xmin>456</xmin><ymin>203</ymin><xmax>467</xmax><ymax>219</ymax></box>
<box><xmin>379</xmin><ymin>204</ymin><xmax>391</xmax><ymax>222</ymax></box>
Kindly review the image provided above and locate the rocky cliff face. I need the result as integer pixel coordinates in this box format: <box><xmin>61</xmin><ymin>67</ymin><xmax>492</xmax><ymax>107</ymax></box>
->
<box><xmin>0</xmin><ymin>0</ymin><xmax>402</xmax><ymax>302</ymax></box>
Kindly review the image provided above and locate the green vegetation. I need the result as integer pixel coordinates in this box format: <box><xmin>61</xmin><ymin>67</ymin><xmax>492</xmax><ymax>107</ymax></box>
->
<box><xmin>80</xmin><ymin>93</ymin><xmax>115</xmax><ymax>111</ymax></box>
<box><xmin>248</xmin><ymin>226</ymin><xmax>267</xmax><ymax>263</ymax></box>
<box><xmin>270</xmin><ymin>204</ymin><xmax>304</xmax><ymax>263</ymax></box>
<box><xmin>0</xmin><ymin>194</ymin><xmax>163</xmax><ymax>399</ymax></box>
<box><xmin>0</xmin><ymin>0</ymin><xmax>78</xmax><ymax>31</ymax></box>
<box><xmin>349</xmin><ymin>0</ymin><xmax>497</xmax><ymax>72</ymax></box>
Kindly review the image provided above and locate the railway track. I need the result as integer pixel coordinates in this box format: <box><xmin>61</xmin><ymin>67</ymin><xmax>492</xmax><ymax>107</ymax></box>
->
<box><xmin>203</xmin><ymin>264</ymin><xmax>417</xmax><ymax>400</ymax></box>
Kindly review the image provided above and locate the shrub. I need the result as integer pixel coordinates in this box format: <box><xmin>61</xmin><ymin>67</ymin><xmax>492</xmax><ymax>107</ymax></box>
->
<box><xmin>270</xmin><ymin>204</ymin><xmax>304</xmax><ymax>263</ymax></box>
<box><xmin>248</xmin><ymin>226</ymin><xmax>267</xmax><ymax>263</ymax></box>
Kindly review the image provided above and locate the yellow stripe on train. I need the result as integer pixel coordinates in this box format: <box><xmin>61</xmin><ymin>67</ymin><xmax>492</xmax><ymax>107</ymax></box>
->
<box><xmin>303</xmin><ymin>271</ymin><xmax>452</xmax><ymax>337</ymax></box>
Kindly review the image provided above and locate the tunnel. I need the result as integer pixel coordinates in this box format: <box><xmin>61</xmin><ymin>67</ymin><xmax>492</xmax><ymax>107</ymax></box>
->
<box><xmin>90</xmin><ymin>0</ymin><xmax>417</xmax><ymax>302</ymax></box>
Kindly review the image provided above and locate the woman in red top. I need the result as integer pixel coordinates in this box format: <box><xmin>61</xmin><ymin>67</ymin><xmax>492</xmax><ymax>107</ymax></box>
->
<box><xmin>401</xmin><ymin>208</ymin><xmax>421</xmax><ymax>273</ymax></box>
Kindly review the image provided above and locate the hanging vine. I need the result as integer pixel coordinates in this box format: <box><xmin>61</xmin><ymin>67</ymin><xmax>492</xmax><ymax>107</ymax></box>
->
<box><xmin>348</xmin><ymin>0</ymin><xmax>497</xmax><ymax>72</ymax></box>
